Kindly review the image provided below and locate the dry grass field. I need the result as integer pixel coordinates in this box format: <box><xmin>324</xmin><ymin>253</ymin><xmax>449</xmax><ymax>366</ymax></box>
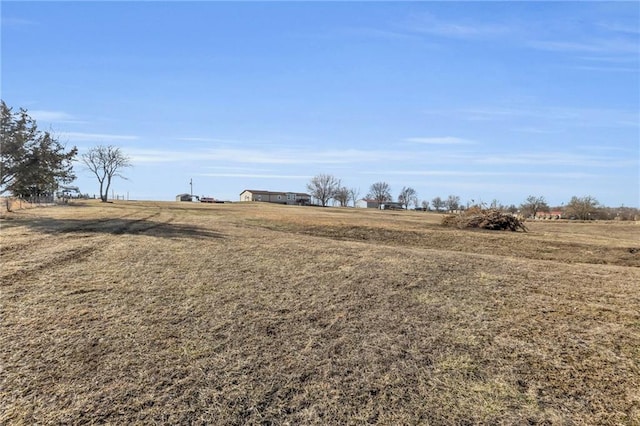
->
<box><xmin>1</xmin><ymin>200</ymin><xmax>639</xmax><ymax>425</ymax></box>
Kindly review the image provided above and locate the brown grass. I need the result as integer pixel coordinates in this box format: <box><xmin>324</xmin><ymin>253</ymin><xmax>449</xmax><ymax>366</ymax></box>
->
<box><xmin>1</xmin><ymin>200</ymin><xmax>639</xmax><ymax>424</ymax></box>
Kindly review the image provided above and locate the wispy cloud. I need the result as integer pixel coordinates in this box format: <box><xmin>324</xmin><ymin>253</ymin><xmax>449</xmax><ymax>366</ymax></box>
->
<box><xmin>372</xmin><ymin>170</ymin><xmax>596</xmax><ymax>179</ymax></box>
<box><xmin>466</xmin><ymin>152</ymin><xmax>635</xmax><ymax>168</ymax></box>
<box><xmin>62</xmin><ymin>132</ymin><xmax>139</xmax><ymax>142</ymax></box>
<box><xmin>197</xmin><ymin>173</ymin><xmax>311</xmax><ymax>179</ymax></box>
<box><xmin>1</xmin><ymin>17</ymin><xmax>37</xmax><ymax>27</ymax></box>
<box><xmin>579</xmin><ymin>55</ymin><xmax>639</xmax><ymax>64</ymax></box>
<box><xmin>426</xmin><ymin>106</ymin><xmax>639</xmax><ymax>128</ymax></box>
<box><xmin>127</xmin><ymin>147</ymin><xmax>417</xmax><ymax>165</ymax></box>
<box><xmin>406</xmin><ymin>136</ymin><xmax>476</xmax><ymax>145</ymax></box>
<box><xmin>333</xmin><ymin>27</ymin><xmax>420</xmax><ymax>41</ymax></box>
<box><xmin>176</xmin><ymin>137</ymin><xmax>244</xmax><ymax>144</ymax></box>
<box><xmin>29</xmin><ymin>110</ymin><xmax>76</xmax><ymax>122</ymax></box>
<box><xmin>573</xmin><ymin>65</ymin><xmax>638</xmax><ymax>73</ymax></box>
<box><xmin>510</xmin><ymin>127</ymin><xmax>560</xmax><ymax>134</ymax></box>
<box><xmin>406</xmin><ymin>13</ymin><xmax>510</xmax><ymax>39</ymax></box>
<box><xmin>597</xmin><ymin>22</ymin><xmax>640</xmax><ymax>35</ymax></box>
<box><xmin>529</xmin><ymin>39</ymin><xmax>639</xmax><ymax>55</ymax></box>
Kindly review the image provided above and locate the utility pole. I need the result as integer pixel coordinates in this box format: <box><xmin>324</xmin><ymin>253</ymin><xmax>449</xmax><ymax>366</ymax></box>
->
<box><xmin>190</xmin><ymin>178</ymin><xmax>193</xmax><ymax>199</ymax></box>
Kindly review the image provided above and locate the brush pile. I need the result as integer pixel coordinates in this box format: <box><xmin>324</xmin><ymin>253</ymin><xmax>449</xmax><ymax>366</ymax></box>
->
<box><xmin>442</xmin><ymin>207</ymin><xmax>528</xmax><ymax>232</ymax></box>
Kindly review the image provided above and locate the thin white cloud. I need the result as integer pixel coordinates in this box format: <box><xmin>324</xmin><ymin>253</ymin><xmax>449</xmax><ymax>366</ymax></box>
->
<box><xmin>573</xmin><ymin>65</ymin><xmax>639</xmax><ymax>73</ymax></box>
<box><xmin>579</xmin><ymin>55</ymin><xmax>639</xmax><ymax>64</ymax></box>
<box><xmin>203</xmin><ymin>166</ymin><xmax>274</xmax><ymax>172</ymax></box>
<box><xmin>426</xmin><ymin>106</ymin><xmax>639</xmax><ymax>128</ymax></box>
<box><xmin>467</xmin><ymin>152</ymin><xmax>635</xmax><ymax>168</ymax></box>
<box><xmin>334</xmin><ymin>27</ymin><xmax>421</xmax><ymax>41</ymax></box>
<box><xmin>197</xmin><ymin>173</ymin><xmax>312</xmax><ymax>179</ymax></box>
<box><xmin>29</xmin><ymin>110</ymin><xmax>76</xmax><ymax>122</ymax></box>
<box><xmin>529</xmin><ymin>39</ymin><xmax>638</xmax><ymax>55</ymax></box>
<box><xmin>63</xmin><ymin>132</ymin><xmax>139</xmax><ymax>142</ymax></box>
<box><xmin>374</xmin><ymin>170</ymin><xmax>596</xmax><ymax>179</ymax></box>
<box><xmin>407</xmin><ymin>13</ymin><xmax>510</xmax><ymax>39</ymax></box>
<box><xmin>510</xmin><ymin>127</ymin><xmax>560</xmax><ymax>134</ymax></box>
<box><xmin>127</xmin><ymin>147</ymin><xmax>416</xmax><ymax>165</ymax></box>
<box><xmin>597</xmin><ymin>22</ymin><xmax>640</xmax><ymax>35</ymax></box>
<box><xmin>406</xmin><ymin>137</ymin><xmax>476</xmax><ymax>145</ymax></box>
<box><xmin>1</xmin><ymin>17</ymin><xmax>37</xmax><ymax>27</ymax></box>
<box><xmin>176</xmin><ymin>137</ymin><xmax>243</xmax><ymax>144</ymax></box>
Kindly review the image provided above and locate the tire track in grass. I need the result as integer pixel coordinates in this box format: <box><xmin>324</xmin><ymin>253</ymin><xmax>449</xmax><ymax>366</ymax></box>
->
<box><xmin>1</xmin><ymin>244</ymin><xmax>99</xmax><ymax>285</ymax></box>
<box><xmin>1</xmin><ymin>208</ymin><xmax>157</xmax><ymax>285</ymax></box>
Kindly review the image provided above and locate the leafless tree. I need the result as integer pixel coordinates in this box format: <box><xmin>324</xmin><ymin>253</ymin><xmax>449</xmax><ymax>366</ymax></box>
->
<box><xmin>306</xmin><ymin>174</ymin><xmax>340</xmax><ymax>207</ymax></box>
<box><xmin>431</xmin><ymin>196</ymin><xmax>444</xmax><ymax>212</ymax></box>
<box><xmin>334</xmin><ymin>186</ymin><xmax>349</xmax><ymax>207</ymax></box>
<box><xmin>520</xmin><ymin>195</ymin><xmax>549</xmax><ymax>218</ymax></box>
<box><xmin>367</xmin><ymin>181</ymin><xmax>392</xmax><ymax>206</ymax></box>
<box><xmin>446</xmin><ymin>195</ymin><xmax>461</xmax><ymax>212</ymax></box>
<box><xmin>82</xmin><ymin>145</ymin><xmax>131</xmax><ymax>202</ymax></box>
<box><xmin>397</xmin><ymin>186</ymin><xmax>418</xmax><ymax>210</ymax></box>
<box><xmin>565</xmin><ymin>195</ymin><xmax>599</xmax><ymax>220</ymax></box>
<box><xmin>348</xmin><ymin>187</ymin><xmax>360</xmax><ymax>207</ymax></box>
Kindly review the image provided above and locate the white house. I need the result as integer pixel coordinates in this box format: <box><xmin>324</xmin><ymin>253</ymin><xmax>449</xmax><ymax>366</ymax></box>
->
<box><xmin>356</xmin><ymin>199</ymin><xmax>381</xmax><ymax>209</ymax></box>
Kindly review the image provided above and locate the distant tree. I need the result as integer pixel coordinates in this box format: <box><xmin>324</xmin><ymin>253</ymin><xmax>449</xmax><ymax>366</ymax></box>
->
<box><xmin>348</xmin><ymin>187</ymin><xmax>360</xmax><ymax>207</ymax></box>
<box><xmin>520</xmin><ymin>195</ymin><xmax>549</xmax><ymax>218</ymax></box>
<box><xmin>565</xmin><ymin>195</ymin><xmax>599</xmax><ymax>220</ymax></box>
<box><xmin>421</xmin><ymin>200</ymin><xmax>429</xmax><ymax>211</ymax></box>
<box><xmin>446</xmin><ymin>195</ymin><xmax>461</xmax><ymax>212</ymax></box>
<box><xmin>1</xmin><ymin>101</ymin><xmax>77</xmax><ymax>196</ymax></box>
<box><xmin>82</xmin><ymin>145</ymin><xmax>131</xmax><ymax>202</ymax></box>
<box><xmin>334</xmin><ymin>186</ymin><xmax>349</xmax><ymax>207</ymax></box>
<box><xmin>506</xmin><ymin>204</ymin><xmax>518</xmax><ymax>214</ymax></box>
<box><xmin>397</xmin><ymin>186</ymin><xmax>418</xmax><ymax>210</ymax></box>
<box><xmin>367</xmin><ymin>181</ymin><xmax>392</xmax><ymax>206</ymax></box>
<box><xmin>431</xmin><ymin>196</ymin><xmax>445</xmax><ymax>212</ymax></box>
<box><xmin>306</xmin><ymin>173</ymin><xmax>340</xmax><ymax>207</ymax></box>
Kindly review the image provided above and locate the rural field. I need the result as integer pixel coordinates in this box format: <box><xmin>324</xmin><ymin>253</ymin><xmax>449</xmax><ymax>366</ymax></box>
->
<box><xmin>1</xmin><ymin>200</ymin><xmax>639</xmax><ymax>425</ymax></box>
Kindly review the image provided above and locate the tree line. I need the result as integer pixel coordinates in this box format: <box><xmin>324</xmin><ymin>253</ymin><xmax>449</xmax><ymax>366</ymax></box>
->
<box><xmin>305</xmin><ymin>174</ymin><xmax>637</xmax><ymax>220</ymax></box>
<box><xmin>1</xmin><ymin>101</ymin><xmax>130</xmax><ymax>202</ymax></box>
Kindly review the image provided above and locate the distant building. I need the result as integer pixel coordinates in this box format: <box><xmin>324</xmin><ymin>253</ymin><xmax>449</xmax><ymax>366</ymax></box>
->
<box><xmin>381</xmin><ymin>201</ymin><xmax>404</xmax><ymax>210</ymax></box>
<box><xmin>535</xmin><ymin>210</ymin><xmax>564</xmax><ymax>220</ymax></box>
<box><xmin>356</xmin><ymin>199</ymin><xmax>380</xmax><ymax>209</ymax></box>
<box><xmin>239</xmin><ymin>190</ymin><xmax>311</xmax><ymax>205</ymax></box>
<box><xmin>176</xmin><ymin>193</ymin><xmax>192</xmax><ymax>202</ymax></box>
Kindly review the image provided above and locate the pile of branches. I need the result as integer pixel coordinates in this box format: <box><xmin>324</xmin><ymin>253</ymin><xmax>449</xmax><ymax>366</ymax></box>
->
<box><xmin>442</xmin><ymin>207</ymin><xmax>528</xmax><ymax>232</ymax></box>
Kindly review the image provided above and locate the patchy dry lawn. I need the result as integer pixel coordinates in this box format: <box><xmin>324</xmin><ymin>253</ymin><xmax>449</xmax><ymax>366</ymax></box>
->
<box><xmin>1</xmin><ymin>201</ymin><xmax>639</xmax><ymax>424</ymax></box>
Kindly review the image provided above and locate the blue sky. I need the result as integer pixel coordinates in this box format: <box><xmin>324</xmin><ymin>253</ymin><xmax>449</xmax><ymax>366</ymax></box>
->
<box><xmin>2</xmin><ymin>1</ymin><xmax>639</xmax><ymax>207</ymax></box>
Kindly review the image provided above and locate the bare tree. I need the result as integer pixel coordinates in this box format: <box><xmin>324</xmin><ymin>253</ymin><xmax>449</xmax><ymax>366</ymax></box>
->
<box><xmin>446</xmin><ymin>195</ymin><xmax>461</xmax><ymax>212</ymax></box>
<box><xmin>431</xmin><ymin>196</ymin><xmax>444</xmax><ymax>212</ymax></box>
<box><xmin>520</xmin><ymin>195</ymin><xmax>549</xmax><ymax>218</ymax></box>
<box><xmin>334</xmin><ymin>186</ymin><xmax>349</xmax><ymax>207</ymax></box>
<box><xmin>82</xmin><ymin>145</ymin><xmax>131</xmax><ymax>202</ymax></box>
<box><xmin>565</xmin><ymin>195</ymin><xmax>599</xmax><ymax>220</ymax></box>
<box><xmin>306</xmin><ymin>174</ymin><xmax>340</xmax><ymax>207</ymax></box>
<box><xmin>348</xmin><ymin>187</ymin><xmax>360</xmax><ymax>207</ymax></box>
<box><xmin>367</xmin><ymin>181</ymin><xmax>392</xmax><ymax>206</ymax></box>
<box><xmin>397</xmin><ymin>186</ymin><xmax>418</xmax><ymax>210</ymax></box>
<box><xmin>421</xmin><ymin>200</ymin><xmax>429</xmax><ymax>211</ymax></box>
